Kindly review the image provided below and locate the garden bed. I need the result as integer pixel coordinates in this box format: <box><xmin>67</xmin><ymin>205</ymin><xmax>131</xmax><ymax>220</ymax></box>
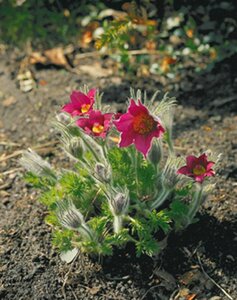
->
<box><xmin>0</xmin><ymin>49</ymin><xmax>236</xmax><ymax>300</ymax></box>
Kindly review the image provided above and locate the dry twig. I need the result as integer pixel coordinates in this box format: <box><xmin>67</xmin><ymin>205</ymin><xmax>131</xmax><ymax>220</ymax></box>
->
<box><xmin>197</xmin><ymin>253</ymin><xmax>233</xmax><ymax>300</ymax></box>
<box><xmin>0</xmin><ymin>141</ymin><xmax>59</xmax><ymax>163</ymax></box>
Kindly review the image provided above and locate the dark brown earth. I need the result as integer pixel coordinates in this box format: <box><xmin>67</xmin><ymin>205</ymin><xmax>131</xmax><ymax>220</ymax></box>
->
<box><xmin>0</xmin><ymin>49</ymin><xmax>237</xmax><ymax>300</ymax></box>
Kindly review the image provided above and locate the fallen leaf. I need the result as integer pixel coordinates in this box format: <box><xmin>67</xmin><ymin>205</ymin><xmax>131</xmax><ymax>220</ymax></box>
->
<box><xmin>137</xmin><ymin>64</ymin><xmax>150</xmax><ymax>77</ymax></box>
<box><xmin>187</xmin><ymin>294</ymin><xmax>197</xmax><ymax>300</ymax></box>
<box><xmin>2</xmin><ymin>96</ymin><xmax>17</xmax><ymax>107</ymax></box>
<box><xmin>179</xmin><ymin>269</ymin><xmax>201</xmax><ymax>285</ymax></box>
<box><xmin>0</xmin><ymin>190</ymin><xmax>10</xmax><ymax>197</ymax></box>
<box><xmin>38</xmin><ymin>79</ymin><xmax>47</xmax><ymax>86</ymax></box>
<box><xmin>60</xmin><ymin>248</ymin><xmax>78</xmax><ymax>263</ymax></box>
<box><xmin>89</xmin><ymin>286</ymin><xmax>101</xmax><ymax>295</ymax></box>
<box><xmin>78</xmin><ymin>63</ymin><xmax>112</xmax><ymax>78</ymax></box>
<box><xmin>186</xmin><ymin>29</ymin><xmax>194</xmax><ymax>38</ymax></box>
<box><xmin>145</xmin><ymin>40</ymin><xmax>156</xmax><ymax>50</ymax></box>
<box><xmin>179</xmin><ymin>288</ymin><xmax>190</xmax><ymax>297</ymax></box>
<box><xmin>29</xmin><ymin>52</ymin><xmax>47</xmax><ymax>64</ymax></box>
<box><xmin>81</xmin><ymin>31</ymin><xmax>93</xmax><ymax>46</ymax></box>
<box><xmin>154</xmin><ymin>268</ymin><xmax>176</xmax><ymax>285</ymax></box>
<box><xmin>210</xmin><ymin>48</ymin><xmax>217</xmax><ymax>60</ymax></box>
<box><xmin>44</xmin><ymin>47</ymin><xmax>68</xmax><ymax>67</ymax></box>
<box><xmin>63</xmin><ymin>9</ymin><xmax>70</xmax><ymax>17</ymax></box>
<box><xmin>202</xmin><ymin>125</ymin><xmax>212</xmax><ymax>132</ymax></box>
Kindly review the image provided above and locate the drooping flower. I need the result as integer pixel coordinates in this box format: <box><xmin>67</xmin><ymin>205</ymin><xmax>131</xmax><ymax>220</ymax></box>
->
<box><xmin>76</xmin><ymin>110</ymin><xmax>113</xmax><ymax>138</ymax></box>
<box><xmin>62</xmin><ymin>88</ymin><xmax>96</xmax><ymax>117</ymax></box>
<box><xmin>114</xmin><ymin>99</ymin><xmax>165</xmax><ymax>157</ymax></box>
<box><xmin>177</xmin><ymin>153</ymin><xmax>215</xmax><ymax>183</ymax></box>
<box><xmin>109</xmin><ymin>187</ymin><xmax>130</xmax><ymax>216</ymax></box>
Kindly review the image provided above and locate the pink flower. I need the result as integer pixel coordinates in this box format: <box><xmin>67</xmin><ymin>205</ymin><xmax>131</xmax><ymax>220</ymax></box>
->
<box><xmin>114</xmin><ymin>99</ymin><xmax>165</xmax><ymax>157</ymax></box>
<box><xmin>76</xmin><ymin>110</ymin><xmax>113</xmax><ymax>138</ymax></box>
<box><xmin>177</xmin><ymin>153</ymin><xmax>215</xmax><ymax>183</ymax></box>
<box><xmin>62</xmin><ymin>88</ymin><xmax>96</xmax><ymax>117</ymax></box>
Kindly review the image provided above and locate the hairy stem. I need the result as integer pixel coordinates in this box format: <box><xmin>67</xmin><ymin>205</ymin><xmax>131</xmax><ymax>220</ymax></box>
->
<box><xmin>187</xmin><ymin>184</ymin><xmax>203</xmax><ymax>223</ymax></box>
<box><xmin>113</xmin><ymin>215</ymin><xmax>123</xmax><ymax>234</ymax></box>
<box><xmin>79</xmin><ymin>224</ymin><xmax>94</xmax><ymax>241</ymax></box>
<box><xmin>166</xmin><ymin>128</ymin><xmax>174</xmax><ymax>155</ymax></box>
<box><xmin>150</xmin><ymin>188</ymin><xmax>170</xmax><ymax>210</ymax></box>
<box><xmin>81</xmin><ymin>136</ymin><xmax>100</xmax><ymax>162</ymax></box>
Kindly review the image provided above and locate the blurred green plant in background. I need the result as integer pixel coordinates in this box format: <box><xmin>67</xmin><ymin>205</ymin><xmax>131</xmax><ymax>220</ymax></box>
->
<box><xmin>0</xmin><ymin>0</ymin><xmax>236</xmax><ymax>76</ymax></box>
<box><xmin>0</xmin><ymin>0</ymin><xmax>107</xmax><ymax>47</ymax></box>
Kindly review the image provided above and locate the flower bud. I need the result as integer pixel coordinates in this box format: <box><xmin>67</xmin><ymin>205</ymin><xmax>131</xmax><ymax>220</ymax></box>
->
<box><xmin>56</xmin><ymin>112</ymin><xmax>71</xmax><ymax>124</ymax></box>
<box><xmin>148</xmin><ymin>140</ymin><xmax>163</xmax><ymax>166</ymax></box>
<box><xmin>162</xmin><ymin>156</ymin><xmax>182</xmax><ymax>189</ymax></box>
<box><xmin>56</xmin><ymin>199</ymin><xmax>95</xmax><ymax>241</ymax></box>
<box><xmin>109</xmin><ymin>187</ymin><xmax>129</xmax><ymax>216</ymax></box>
<box><xmin>65</xmin><ymin>137</ymin><xmax>83</xmax><ymax>160</ymax></box>
<box><xmin>56</xmin><ymin>199</ymin><xmax>85</xmax><ymax>230</ymax></box>
<box><xmin>20</xmin><ymin>149</ymin><xmax>56</xmax><ymax>179</ymax></box>
<box><xmin>95</xmin><ymin>162</ymin><xmax>111</xmax><ymax>182</ymax></box>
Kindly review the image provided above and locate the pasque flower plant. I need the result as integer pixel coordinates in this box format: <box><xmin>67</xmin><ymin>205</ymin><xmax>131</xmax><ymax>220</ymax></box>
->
<box><xmin>20</xmin><ymin>86</ymin><xmax>219</xmax><ymax>259</ymax></box>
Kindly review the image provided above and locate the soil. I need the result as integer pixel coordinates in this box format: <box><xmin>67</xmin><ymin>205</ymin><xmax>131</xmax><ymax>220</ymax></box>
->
<box><xmin>0</xmin><ymin>48</ymin><xmax>237</xmax><ymax>300</ymax></box>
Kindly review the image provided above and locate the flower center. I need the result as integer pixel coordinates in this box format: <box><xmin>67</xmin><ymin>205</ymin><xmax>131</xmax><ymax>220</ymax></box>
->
<box><xmin>92</xmin><ymin>123</ymin><xmax>104</xmax><ymax>134</ymax></box>
<box><xmin>133</xmin><ymin>113</ymin><xmax>156</xmax><ymax>135</ymax></box>
<box><xmin>193</xmin><ymin>164</ymin><xmax>206</xmax><ymax>176</ymax></box>
<box><xmin>81</xmin><ymin>104</ymin><xmax>91</xmax><ymax>114</ymax></box>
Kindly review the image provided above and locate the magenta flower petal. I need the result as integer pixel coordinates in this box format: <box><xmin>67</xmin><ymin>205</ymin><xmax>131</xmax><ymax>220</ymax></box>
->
<box><xmin>206</xmin><ymin>170</ymin><xmax>215</xmax><ymax>176</ymax></box>
<box><xmin>62</xmin><ymin>103</ymin><xmax>76</xmax><ymax>114</ymax></box>
<box><xmin>206</xmin><ymin>161</ymin><xmax>215</xmax><ymax>171</ymax></box>
<box><xmin>195</xmin><ymin>175</ymin><xmax>205</xmax><ymax>183</ymax></box>
<box><xmin>186</xmin><ymin>155</ymin><xmax>197</xmax><ymax>168</ymax></box>
<box><xmin>76</xmin><ymin>118</ymin><xmax>88</xmax><ymax>128</ymax></box>
<box><xmin>134</xmin><ymin>134</ymin><xmax>153</xmax><ymax>157</ymax></box>
<box><xmin>115</xmin><ymin>99</ymin><xmax>165</xmax><ymax>157</ymax></box>
<box><xmin>177</xmin><ymin>166</ymin><xmax>191</xmax><ymax>175</ymax></box>
<box><xmin>87</xmin><ymin>88</ymin><xmax>96</xmax><ymax>100</ymax></box>
<box><xmin>119</xmin><ymin>130</ymin><xmax>135</xmax><ymax>147</ymax></box>
<box><xmin>198</xmin><ymin>153</ymin><xmax>207</xmax><ymax>163</ymax></box>
<box><xmin>128</xmin><ymin>99</ymin><xmax>148</xmax><ymax>116</ymax></box>
<box><xmin>114</xmin><ymin>114</ymin><xmax>133</xmax><ymax>131</ymax></box>
<box><xmin>70</xmin><ymin>91</ymin><xmax>90</xmax><ymax>105</ymax></box>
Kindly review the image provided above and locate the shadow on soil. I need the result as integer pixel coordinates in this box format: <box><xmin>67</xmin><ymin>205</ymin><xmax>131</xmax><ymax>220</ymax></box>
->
<box><xmin>101</xmin><ymin>212</ymin><xmax>237</xmax><ymax>283</ymax></box>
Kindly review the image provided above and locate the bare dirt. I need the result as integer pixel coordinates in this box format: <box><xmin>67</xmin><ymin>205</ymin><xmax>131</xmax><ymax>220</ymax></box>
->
<box><xmin>0</xmin><ymin>49</ymin><xmax>237</xmax><ymax>300</ymax></box>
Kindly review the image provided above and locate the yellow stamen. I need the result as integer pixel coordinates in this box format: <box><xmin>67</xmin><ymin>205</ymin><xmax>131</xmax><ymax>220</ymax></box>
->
<box><xmin>92</xmin><ymin>124</ymin><xmax>104</xmax><ymax>134</ymax></box>
<box><xmin>193</xmin><ymin>165</ymin><xmax>206</xmax><ymax>176</ymax></box>
<box><xmin>81</xmin><ymin>104</ymin><xmax>91</xmax><ymax>113</ymax></box>
<box><xmin>109</xmin><ymin>136</ymin><xmax>120</xmax><ymax>143</ymax></box>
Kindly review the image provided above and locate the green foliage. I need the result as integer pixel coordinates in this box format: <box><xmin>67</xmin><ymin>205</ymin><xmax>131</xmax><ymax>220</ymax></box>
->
<box><xmin>136</xmin><ymin>156</ymin><xmax>157</xmax><ymax>198</ymax></box>
<box><xmin>25</xmin><ymin>171</ymin><xmax>55</xmax><ymax>190</ymax></box>
<box><xmin>108</xmin><ymin>147</ymin><xmax>135</xmax><ymax>189</ymax></box>
<box><xmin>0</xmin><ymin>0</ymin><xmax>104</xmax><ymax>47</ymax></box>
<box><xmin>168</xmin><ymin>199</ymin><xmax>189</xmax><ymax>230</ymax></box>
<box><xmin>148</xmin><ymin>210</ymin><xmax>171</xmax><ymax>234</ymax></box>
<box><xmin>96</xmin><ymin>18</ymin><xmax>132</xmax><ymax>50</ymax></box>
<box><xmin>52</xmin><ymin>229</ymin><xmax>73</xmax><ymax>252</ymax></box>
<box><xmin>135</xmin><ymin>238</ymin><xmax>160</xmax><ymax>257</ymax></box>
<box><xmin>45</xmin><ymin>212</ymin><xmax>59</xmax><ymax>226</ymax></box>
<box><xmin>39</xmin><ymin>187</ymin><xmax>60</xmax><ymax>208</ymax></box>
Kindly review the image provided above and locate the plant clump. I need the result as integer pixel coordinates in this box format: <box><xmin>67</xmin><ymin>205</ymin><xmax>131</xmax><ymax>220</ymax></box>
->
<box><xmin>20</xmin><ymin>86</ymin><xmax>219</xmax><ymax>259</ymax></box>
